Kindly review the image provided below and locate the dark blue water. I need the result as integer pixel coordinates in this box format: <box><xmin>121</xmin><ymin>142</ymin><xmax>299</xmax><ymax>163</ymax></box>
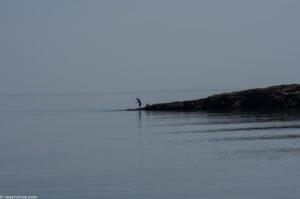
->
<box><xmin>0</xmin><ymin>90</ymin><xmax>300</xmax><ymax>199</ymax></box>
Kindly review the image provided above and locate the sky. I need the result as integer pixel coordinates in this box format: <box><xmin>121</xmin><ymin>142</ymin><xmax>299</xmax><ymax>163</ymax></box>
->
<box><xmin>0</xmin><ymin>0</ymin><xmax>299</xmax><ymax>94</ymax></box>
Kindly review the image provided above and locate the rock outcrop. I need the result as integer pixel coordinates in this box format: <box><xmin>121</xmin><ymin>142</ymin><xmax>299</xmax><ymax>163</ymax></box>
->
<box><xmin>139</xmin><ymin>84</ymin><xmax>300</xmax><ymax>111</ymax></box>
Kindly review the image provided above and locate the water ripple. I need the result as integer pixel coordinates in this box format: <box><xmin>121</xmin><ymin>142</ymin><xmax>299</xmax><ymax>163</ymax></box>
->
<box><xmin>211</xmin><ymin>134</ymin><xmax>300</xmax><ymax>142</ymax></box>
<box><xmin>155</xmin><ymin>124</ymin><xmax>300</xmax><ymax>135</ymax></box>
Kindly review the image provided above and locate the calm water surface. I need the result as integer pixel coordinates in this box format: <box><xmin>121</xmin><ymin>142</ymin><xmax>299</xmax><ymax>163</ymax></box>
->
<box><xmin>0</xmin><ymin>90</ymin><xmax>300</xmax><ymax>199</ymax></box>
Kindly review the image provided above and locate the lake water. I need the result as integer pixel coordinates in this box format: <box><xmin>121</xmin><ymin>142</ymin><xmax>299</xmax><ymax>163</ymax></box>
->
<box><xmin>0</xmin><ymin>90</ymin><xmax>300</xmax><ymax>199</ymax></box>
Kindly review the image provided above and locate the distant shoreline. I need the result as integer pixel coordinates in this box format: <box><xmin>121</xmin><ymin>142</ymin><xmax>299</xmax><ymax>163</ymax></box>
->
<box><xmin>128</xmin><ymin>84</ymin><xmax>300</xmax><ymax>111</ymax></box>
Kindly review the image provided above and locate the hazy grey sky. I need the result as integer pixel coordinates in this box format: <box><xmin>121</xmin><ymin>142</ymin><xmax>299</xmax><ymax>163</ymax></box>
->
<box><xmin>0</xmin><ymin>0</ymin><xmax>299</xmax><ymax>93</ymax></box>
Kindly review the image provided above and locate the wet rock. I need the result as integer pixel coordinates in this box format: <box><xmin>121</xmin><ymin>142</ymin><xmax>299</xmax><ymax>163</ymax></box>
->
<box><xmin>140</xmin><ymin>84</ymin><xmax>300</xmax><ymax>111</ymax></box>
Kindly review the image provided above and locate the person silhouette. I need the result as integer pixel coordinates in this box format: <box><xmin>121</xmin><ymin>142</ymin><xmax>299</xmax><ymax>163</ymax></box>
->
<box><xmin>136</xmin><ymin>98</ymin><xmax>142</xmax><ymax>110</ymax></box>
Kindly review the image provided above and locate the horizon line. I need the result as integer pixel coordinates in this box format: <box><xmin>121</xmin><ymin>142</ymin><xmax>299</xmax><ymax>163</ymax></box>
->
<box><xmin>0</xmin><ymin>88</ymin><xmax>240</xmax><ymax>97</ymax></box>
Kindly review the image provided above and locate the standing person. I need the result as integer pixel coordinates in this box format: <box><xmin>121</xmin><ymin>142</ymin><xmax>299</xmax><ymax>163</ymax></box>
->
<box><xmin>136</xmin><ymin>98</ymin><xmax>142</xmax><ymax>110</ymax></box>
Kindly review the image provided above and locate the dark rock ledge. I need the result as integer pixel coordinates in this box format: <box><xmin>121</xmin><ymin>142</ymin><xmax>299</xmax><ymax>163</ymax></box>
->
<box><xmin>128</xmin><ymin>84</ymin><xmax>300</xmax><ymax>111</ymax></box>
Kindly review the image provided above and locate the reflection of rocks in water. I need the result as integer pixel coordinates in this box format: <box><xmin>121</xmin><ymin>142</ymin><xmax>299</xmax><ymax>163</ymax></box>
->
<box><xmin>142</xmin><ymin>105</ymin><xmax>300</xmax><ymax>161</ymax></box>
<box><xmin>148</xmin><ymin>109</ymin><xmax>300</xmax><ymax>136</ymax></box>
<box><xmin>141</xmin><ymin>84</ymin><xmax>300</xmax><ymax>111</ymax></box>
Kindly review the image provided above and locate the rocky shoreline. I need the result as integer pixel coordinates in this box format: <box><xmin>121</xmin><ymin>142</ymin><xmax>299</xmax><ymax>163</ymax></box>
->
<box><xmin>129</xmin><ymin>84</ymin><xmax>300</xmax><ymax>111</ymax></box>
